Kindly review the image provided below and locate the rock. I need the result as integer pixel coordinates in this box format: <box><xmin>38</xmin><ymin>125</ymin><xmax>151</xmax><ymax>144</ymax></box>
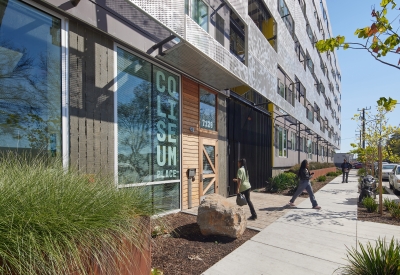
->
<box><xmin>197</xmin><ymin>194</ymin><xmax>247</xmax><ymax>239</ymax></box>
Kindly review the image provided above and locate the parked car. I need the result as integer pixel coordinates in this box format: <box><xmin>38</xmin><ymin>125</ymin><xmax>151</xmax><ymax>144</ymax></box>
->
<box><xmin>353</xmin><ymin>162</ymin><xmax>363</xmax><ymax>169</ymax></box>
<box><xmin>388</xmin><ymin>164</ymin><xmax>400</xmax><ymax>194</ymax></box>
<box><xmin>377</xmin><ymin>164</ymin><xmax>397</xmax><ymax>180</ymax></box>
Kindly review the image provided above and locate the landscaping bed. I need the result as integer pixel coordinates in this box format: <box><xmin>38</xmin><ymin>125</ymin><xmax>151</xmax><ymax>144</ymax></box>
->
<box><xmin>357</xmin><ymin>204</ymin><xmax>400</xmax><ymax>226</ymax></box>
<box><xmin>151</xmin><ymin>212</ymin><xmax>258</xmax><ymax>275</ymax></box>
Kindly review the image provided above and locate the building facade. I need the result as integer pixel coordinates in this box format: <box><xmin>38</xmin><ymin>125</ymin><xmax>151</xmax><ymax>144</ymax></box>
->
<box><xmin>0</xmin><ymin>0</ymin><xmax>341</xmax><ymax>212</ymax></box>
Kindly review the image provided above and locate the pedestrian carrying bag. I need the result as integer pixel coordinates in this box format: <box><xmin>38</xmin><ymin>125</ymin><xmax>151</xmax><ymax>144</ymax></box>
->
<box><xmin>236</xmin><ymin>194</ymin><xmax>247</xmax><ymax>206</ymax></box>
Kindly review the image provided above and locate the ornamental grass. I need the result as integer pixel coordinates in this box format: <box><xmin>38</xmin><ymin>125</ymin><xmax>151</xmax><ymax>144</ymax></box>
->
<box><xmin>0</xmin><ymin>152</ymin><xmax>157</xmax><ymax>275</ymax></box>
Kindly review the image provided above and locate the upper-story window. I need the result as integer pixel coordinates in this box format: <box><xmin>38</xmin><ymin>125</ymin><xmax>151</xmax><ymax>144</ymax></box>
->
<box><xmin>277</xmin><ymin>67</ymin><xmax>295</xmax><ymax>106</ymax></box>
<box><xmin>230</xmin><ymin>11</ymin><xmax>246</xmax><ymax>63</ymax></box>
<box><xmin>298</xmin><ymin>0</ymin><xmax>306</xmax><ymax>18</ymax></box>
<box><xmin>319</xmin><ymin>54</ymin><xmax>326</xmax><ymax>75</ymax></box>
<box><xmin>295</xmin><ymin>76</ymin><xmax>306</xmax><ymax>105</ymax></box>
<box><xmin>186</xmin><ymin>0</ymin><xmax>209</xmax><ymax>32</ymax></box>
<box><xmin>306</xmin><ymin>21</ymin><xmax>315</xmax><ymax>46</ymax></box>
<box><xmin>248</xmin><ymin>0</ymin><xmax>277</xmax><ymax>51</ymax></box>
<box><xmin>294</xmin><ymin>35</ymin><xmax>306</xmax><ymax>70</ymax></box>
<box><xmin>278</xmin><ymin>0</ymin><xmax>294</xmax><ymax>38</ymax></box>
<box><xmin>215</xmin><ymin>13</ymin><xmax>225</xmax><ymax>46</ymax></box>
<box><xmin>306</xmin><ymin>51</ymin><xmax>314</xmax><ymax>73</ymax></box>
<box><xmin>306</xmin><ymin>100</ymin><xmax>314</xmax><ymax>123</ymax></box>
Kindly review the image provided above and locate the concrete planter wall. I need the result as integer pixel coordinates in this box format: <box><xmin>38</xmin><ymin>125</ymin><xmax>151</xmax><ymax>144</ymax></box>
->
<box><xmin>310</xmin><ymin>167</ymin><xmax>338</xmax><ymax>179</ymax></box>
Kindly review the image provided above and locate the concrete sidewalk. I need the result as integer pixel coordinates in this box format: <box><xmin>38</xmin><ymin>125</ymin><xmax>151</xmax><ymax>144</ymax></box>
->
<box><xmin>202</xmin><ymin>170</ymin><xmax>400</xmax><ymax>275</ymax></box>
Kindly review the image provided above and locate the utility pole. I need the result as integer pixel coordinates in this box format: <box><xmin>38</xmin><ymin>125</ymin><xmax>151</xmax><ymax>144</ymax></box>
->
<box><xmin>357</xmin><ymin>107</ymin><xmax>371</xmax><ymax>173</ymax></box>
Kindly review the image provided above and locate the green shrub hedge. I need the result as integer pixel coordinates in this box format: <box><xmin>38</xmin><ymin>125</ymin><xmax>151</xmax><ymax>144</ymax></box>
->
<box><xmin>0</xmin><ymin>152</ymin><xmax>157</xmax><ymax>275</ymax></box>
<box><xmin>268</xmin><ymin>172</ymin><xmax>298</xmax><ymax>193</ymax></box>
<box><xmin>288</xmin><ymin>162</ymin><xmax>335</xmax><ymax>175</ymax></box>
<box><xmin>362</xmin><ymin>197</ymin><xmax>378</xmax><ymax>213</ymax></box>
<box><xmin>317</xmin><ymin>175</ymin><xmax>327</xmax><ymax>182</ymax></box>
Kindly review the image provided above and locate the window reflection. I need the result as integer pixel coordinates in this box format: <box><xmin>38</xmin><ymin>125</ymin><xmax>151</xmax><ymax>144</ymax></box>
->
<box><xmin>117</xmin><ymin>48</ymin><xmax>180</xmax><ymax>186</ymax></box>
<box><xmin>0</xmin><ymin>0</ymin><xmax>62</xmax><ymax>156</ymax></box>
<box><xmin>199</xmin><ymin>88</ymin><xmax>216</xmax><ymax>131</ymax></box>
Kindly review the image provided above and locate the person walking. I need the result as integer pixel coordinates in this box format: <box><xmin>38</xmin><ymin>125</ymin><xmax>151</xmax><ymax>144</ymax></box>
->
<box><xmin>233</xmin><ymin>158</ymin><xmax>257</xmax><ymax>220</ymax></box>
<box><xmin>341</xmin><ymin>159</ymin><xmax>352</xmax><ymax>183</ymax></box>
<box><xmin>288</xmin><ymin>159</ymin><xmax>321</xmax><ymax>209</ymax></box>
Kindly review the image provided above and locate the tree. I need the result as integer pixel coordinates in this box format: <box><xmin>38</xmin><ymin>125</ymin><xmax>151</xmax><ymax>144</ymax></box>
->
<box><xmin>349</xmin><ymin>98</ymin><xmax>399</xmax><ymax>167</ymax></box>
<box><xmin>316</xmin><ymin>0</ymin><xmax>400</xmax><ymax>70</ymax></box>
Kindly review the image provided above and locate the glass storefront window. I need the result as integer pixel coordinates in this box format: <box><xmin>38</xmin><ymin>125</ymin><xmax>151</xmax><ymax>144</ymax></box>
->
<box><xmin>199</xmin><ymin>88</ymin><xmax>216</xmax><ymax>131</ymax></box>
<box><xmin>0</xmin><ymin>0</ymin><xmax>62</xmax><ymax>156</ymax></box>
<box><xmin>117</xmin><ymin>47</ymin><xmax>181</xmax><ymax>211</ymax></box>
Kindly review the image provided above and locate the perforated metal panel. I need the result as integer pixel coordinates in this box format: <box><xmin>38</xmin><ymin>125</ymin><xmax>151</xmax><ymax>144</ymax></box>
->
<box><xmin>127</xmin><ymin>0</ymin><xmax>185</xmax><ymax>36</ymax></box>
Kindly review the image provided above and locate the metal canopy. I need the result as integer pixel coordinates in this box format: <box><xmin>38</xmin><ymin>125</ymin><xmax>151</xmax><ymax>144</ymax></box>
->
<box><xmin>157</xmin><ymin>42</ymin><xmax>245</xmax><ymax>91</ymax></box>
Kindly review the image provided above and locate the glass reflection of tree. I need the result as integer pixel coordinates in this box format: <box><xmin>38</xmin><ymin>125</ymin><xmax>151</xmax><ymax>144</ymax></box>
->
<box><xmin>118</xmin><ymin>82</ymin><xmax>152</xmax><ymax>184</ymax></box>
<box><xmin>0</xmin><ymin>41</ymin><xmax>61</xmax><ymax>154</ymax></box>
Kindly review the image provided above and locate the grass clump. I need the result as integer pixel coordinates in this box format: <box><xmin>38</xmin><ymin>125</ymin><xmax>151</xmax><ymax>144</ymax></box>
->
<box><xmin>0</xmin><ymin>152</ymin><xmax>157</xmax><ymax>275</ymax></box>
<box><xmin>389</xmin><ymin>203</ymin><xmax>400</xmax><ymax>220</ymax></box>
<box><xmin>268</xmin><ymin>172</ymin><xmax>298</xmax><ymax>193</ymax></box>
<box><xmin>383</xmin><ymin>198</ymin><xmax>398</xmax><ymax>211</ymax></box>
<box><xmin>336</xmin><ymin>238</ymin><xmax>400</xmax><ymax>275</ymax></box>
<box><xmin>362</xmin><ymin>197</ymin><xmax>378</xmax><ymax>213</ymax></box>
<box><xmin>317</xmin><ymin>175</ymin><xmax>327</xmax><ymax>182</ymax></box>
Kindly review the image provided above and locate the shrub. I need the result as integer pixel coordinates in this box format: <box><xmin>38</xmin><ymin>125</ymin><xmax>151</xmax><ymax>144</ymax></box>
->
<box><xmin>362</xmin><ymin>197</ymin><xmax>378</xmax><ymax>213</ymax></box>
<box><xmin>383</xmin><ymin>198</ymin><xmax>398</xmax><ymax>211</ymax></box>
<box><xmin>0</xmin><ymin>152</ymin><xmax>157</xmax><ymax>275</ymax></box>
<box><xmin>288</xmin><ymin>162</ymin><xmax>335</xmax><ymax>175</ymax></box>
<box><xmin>317</xmin><ymin>175</ymin><xmax>326</xmax><ymax>182</ymax></box>
<box><xmin>326</xmin><ymin>171</ymin><xmax>341</xmax><ymax>177</ymax></box>
<box><xmin>269</xmin><ymin>172</ymin><xmax>298</xmax><ymax>193</ymax></box>
<box><xmin>389</xmin><ymin>204</ymin><xmax>400</xmax><ymax>220</ymax></box>
<box><xmin>357</xmin><ymin>168</ymin><xmax>366</xmax><ymax>176</ymax></box>
<box><xmin>336</xmin><ymin>238</ymin><xmax>400</xmax><ymax>275</ymax></box>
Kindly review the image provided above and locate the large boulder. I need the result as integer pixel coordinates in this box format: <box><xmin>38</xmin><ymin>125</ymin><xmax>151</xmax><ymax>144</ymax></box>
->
<box><xmin>197</xmin><ymin>194</ymin><xmax>247</xmax><ymax>239</ymax></box>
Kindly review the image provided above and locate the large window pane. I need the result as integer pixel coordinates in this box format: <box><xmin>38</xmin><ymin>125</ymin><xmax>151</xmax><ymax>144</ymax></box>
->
<box><xmin>152</xmin><ymin>65</ymin><xmax>180</xmax><ymax>182</ymax></box>
<box><xmin>117</xmin><ymin>48</ymin><xmax>181</xmax><ymax>212</ymax></box>
<box><xmin>117</xmin><ymin>48</ymin><xmax>152</xmax><ymax>184</ymax></box>
<box><xmin>199</xmin><ymin>88</ymin><xmax>216</xmax><ymax>131</ymax></box>
<box><xmin>0</xmin><ymin>0</ymin><xmax>62</xmax><ymax>156</ymax></box>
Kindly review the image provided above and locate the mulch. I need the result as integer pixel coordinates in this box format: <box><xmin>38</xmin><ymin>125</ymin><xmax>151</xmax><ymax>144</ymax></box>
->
<box><xmin>151</xmin><ymin>213</ymin><xmax>258</xmax><ymax>275</ymax></box>
<box><xmin>357</xmin><ymin>204</ymin><xmax>400</xmax><ymax>226</ymax></box>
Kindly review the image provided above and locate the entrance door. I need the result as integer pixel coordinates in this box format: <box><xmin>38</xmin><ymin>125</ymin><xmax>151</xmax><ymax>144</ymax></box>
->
<box><xmin>199</xmin><ymin>138</ymin><xmax>218</xmax><ymax>197</ymax></box>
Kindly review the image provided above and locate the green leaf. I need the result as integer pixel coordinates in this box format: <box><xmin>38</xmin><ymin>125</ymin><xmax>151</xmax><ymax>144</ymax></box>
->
<box><xmin>343</xmin><ymin>43</ymin><xmax>349</xmax><ymax>49</ymax></box>
<box><xmin>377</xmin><ymin>97</ymin><xmax>398</xmax><ymax>111</ymax></box>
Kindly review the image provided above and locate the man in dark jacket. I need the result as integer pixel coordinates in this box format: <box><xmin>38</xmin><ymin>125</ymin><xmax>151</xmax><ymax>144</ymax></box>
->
<box><xmin>341</xmin><ymin>159</ymin><xmax>352</xmax><ymax>183</ymax></box>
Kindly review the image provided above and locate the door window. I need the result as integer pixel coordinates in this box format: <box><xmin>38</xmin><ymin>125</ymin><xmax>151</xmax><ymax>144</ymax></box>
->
<box><xmin>199</xmin><ymin>88</ymin><xmax>216</xmax><ymax>131</ymax></box>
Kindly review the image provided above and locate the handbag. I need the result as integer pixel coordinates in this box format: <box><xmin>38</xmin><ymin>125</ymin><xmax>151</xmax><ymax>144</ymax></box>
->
<box><xmin>236</xmin><ymin>193</ymin><xmax>247</xmax><ymax>206</ymax></box>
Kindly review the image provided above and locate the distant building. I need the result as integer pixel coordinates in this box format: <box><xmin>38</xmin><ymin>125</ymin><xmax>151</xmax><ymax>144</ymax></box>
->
<box><xmin>334</xmin><ymin>153</ymin><xmax>354</xmax><ymax>167</ymax></box>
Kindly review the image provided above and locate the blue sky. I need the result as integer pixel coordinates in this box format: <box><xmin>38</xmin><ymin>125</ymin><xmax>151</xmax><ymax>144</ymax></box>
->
<box><xmin>326</xmin><ymin>0</ymin><xmax>400</xmax><ymax>153</ymax></box>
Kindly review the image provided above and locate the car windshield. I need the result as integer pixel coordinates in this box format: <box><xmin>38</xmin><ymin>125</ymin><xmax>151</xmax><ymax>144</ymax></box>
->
<box><xmin>383</xmin><ymin>165</ymin><xmax>396</xmax><ymax>170</ymax></box>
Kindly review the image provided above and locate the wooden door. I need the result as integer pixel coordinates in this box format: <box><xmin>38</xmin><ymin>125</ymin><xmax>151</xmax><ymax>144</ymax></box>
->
<box><xmin>199</xmin><ymin>138</ymin><xmax>218</xmax><ymax>197</ymax></box>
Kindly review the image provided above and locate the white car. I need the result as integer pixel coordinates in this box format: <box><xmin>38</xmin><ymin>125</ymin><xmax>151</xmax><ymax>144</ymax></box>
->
<box><xmin>388</xmin><ymin>164</ymin><xmax>400</xmax><ymax>194</ymax></box>
<box><xmin>379</xmin><ymin>164</ymin><xmax>397</xmax><ymax>180</ymax></box>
